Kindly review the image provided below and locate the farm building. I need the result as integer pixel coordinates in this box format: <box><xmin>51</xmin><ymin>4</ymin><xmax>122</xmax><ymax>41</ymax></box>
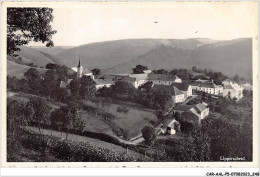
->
<box><xmin>152</xmin><ymin>85</ymin><xmax>186</xmax><ymax>104</ymax></box>
<box><xmin>173</xmin><ymin>102</ymin><xmax>209</xmax><ymax>124</ymax></box>
<box><xmin>190</xmin><ymin>80</ymin><xmax>223</xmax><ymax>95</ymax></box>
<box><xmin>160</xmin><ymin>118</ymin><xmax>180</xmax><ymax>135</ymax></box>
<box><xmin>222</xmin><ymin>79</ymin><xmax>243</xmax><ymax>100</ymax></box>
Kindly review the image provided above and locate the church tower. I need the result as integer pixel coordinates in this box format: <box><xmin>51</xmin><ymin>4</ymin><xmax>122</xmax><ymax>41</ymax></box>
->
<box><xmin>77</xmin><ymin>57</ymin><xmax>83</xmax><ymax>78</ymax></box>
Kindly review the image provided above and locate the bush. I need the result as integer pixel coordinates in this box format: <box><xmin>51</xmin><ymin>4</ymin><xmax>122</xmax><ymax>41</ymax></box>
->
<box><xmin>116</xmin><ymin>106</ymin><xmax>129</xmax><ymax>114</ymax></box>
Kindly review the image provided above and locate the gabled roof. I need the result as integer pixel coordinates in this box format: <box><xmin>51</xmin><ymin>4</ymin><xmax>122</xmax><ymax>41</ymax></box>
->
<box><xmin>129</xmin><ymin>73</ymin><xmax>148</xmax><ymax>81</ymax></box>
<box><xmin>118</xmin><ymin>76</ymin><xmax>136</xmax><ymax>82</ymax></box>
<box><xmin>190</xmin><ymin>82</ymin><xmax>200</xmax><ymax>86</ymax></box>
<box><xmin>174</xmin><ymin>104</ymin><xmax>193</xmax><ymax>111</ymax></box>
<box><xmin>152</xmin><ymin>85</ymin><xmax>184</xmax><ymax>96</ymax></box>
<box><xmin>161</xmin><ymin>118</ymin><xmax>177</xmax><ymax>129</ymax></box>
<box><xmin>194</xmin><ymin>103</ymin><xmax>207</xmax><ymax>113</ymax></box>
<box><xmin>67</xmin><ymin>79</ymin><xmax>73</xmax><ymax>85</ymax></box>
<box><xmin>200</xmin><ymin>82</ymin><xmax>216</xmax><ymax>88</ymax></box>
<box><xmin>147</xmin><ymin>74</ymin><xmax>177</xmax><ymax>81</ymax></box>
<box><xmin>171</xmin><ymin>82</ymin><xmax>190</xmax><ymax>91</ymax></box>
<box><xmin>60</xmin><ymin>80</ymin><xmax>67</xmax><ymax>88</ymax></box>
<box><xmin>174</xmin><ymin>103</ymin><xmax>207</xmax><ymax>113</ymax></box>
<box><xmin>94</xmin><ymin>78</ymin><xmax>114</xmax><ymax>85</ymax></box>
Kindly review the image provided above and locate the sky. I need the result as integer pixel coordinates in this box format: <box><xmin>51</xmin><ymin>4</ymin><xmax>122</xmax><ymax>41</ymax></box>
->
<box><xmin>29</xmin><ymin>2</ymin><xmax>257</xmax><ymax>46</ymax></box>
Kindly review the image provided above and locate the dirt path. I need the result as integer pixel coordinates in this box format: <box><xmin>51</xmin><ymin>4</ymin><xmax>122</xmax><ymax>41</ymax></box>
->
<box><xmin>26</xmin><ymin>126</ymin><xmax>146</xmax><ymax>159</ymax></box>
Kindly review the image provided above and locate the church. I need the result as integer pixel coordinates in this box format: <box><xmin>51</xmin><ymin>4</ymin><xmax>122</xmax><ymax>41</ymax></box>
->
<box><xmin>71</xmin><ymin>59</ymin><xmax>94</xmax><ymax>79</ymax></box>
<box><xmin>60</xmin><ymin>59</ymin><xmax>114</xmax><ymax>90</ymax></box>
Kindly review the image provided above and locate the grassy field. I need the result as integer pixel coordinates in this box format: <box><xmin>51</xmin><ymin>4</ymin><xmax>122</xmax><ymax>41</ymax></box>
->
<box><xmin>83</xmin><ymin>99</ymin><xmax>158</xmax><ymax>139</ymax></box>
<box><xmin>7</xmin><ymin>60</ymin><xmax>46</xmax><ymax>79</ymax></box>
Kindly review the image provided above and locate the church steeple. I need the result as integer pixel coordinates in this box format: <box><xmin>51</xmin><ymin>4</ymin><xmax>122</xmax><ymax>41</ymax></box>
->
<box><xmin>78</xmin><ymin>57</ymin><xmax>81</xmax><ymax>67</ymax></box>
<box><xmin>77</xmin><ymin>56</ymin><xmax>83</xmax><ymax>78</ymax></box>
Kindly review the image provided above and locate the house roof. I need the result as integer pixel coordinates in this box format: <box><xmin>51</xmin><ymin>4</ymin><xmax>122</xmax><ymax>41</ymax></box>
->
<box><xmin>60</xmin><ymin>80</ymin><xmax>67</xmax><ymax>88</ymax></box>
<box><xmin>160</xmin><ymin>118</ymin><xmax>176</xmax><ymax>129</ymax></box>
<box><xmin>129</xmin><ymin>73</ymin><xmax>148</xmax><ymax>81</ymax></box>
<box><xmin>194</xmin><ymin>103</ymin><xmax>207</xmax><ymax>113</ymax></box>
<box><xmin>147</xmin><ymin>74</ymin><xmax>177</xmax><ymax>81</ymax></box>
<box><xmin>174</xmin><ymin>104</ymin><xmax>193</xmax><ymax>112</ymax></box>
<box><xmin>174</xmin><ymin>103</ymin><xmax>207</xmax><ymax>113</ymax></box>
<box><xmin>67</xmin><ymin>79</ymin><xmax>73</xmax><ymax>85</ymax></box>
<box><xmin>94</xmin><ymin>78</ymin><xmax>114</xmax><ymax>85</ymax></box>
<box><xmin>200</xmin><ymin>82</ymin><xmax>216</xmax><ymax>88</ymax></box>
<box><xmin>171</xmin><ymin>82</ymin><xmax>190</xmax><ymax>91</ymax></box>
<box><xmin>190</xmin><ymin>82</ymin><xmax>200</xmax><ymax>86</ymax></box>
<box><xmin>118</xmin><ymin>76</ymin><xmax>136</xmax><ymax>82</ymax></box>
<box><xmin>152</xmin><ymin>85</ymin><xmax>184</xmax><ymax>96</ymax></box>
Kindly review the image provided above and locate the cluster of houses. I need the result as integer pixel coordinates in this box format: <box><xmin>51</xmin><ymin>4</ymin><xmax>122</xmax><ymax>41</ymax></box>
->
<box><xmin>60</xmin><ymin>60</ymin><xmax>245</xmax><ymax>136</ymax></box>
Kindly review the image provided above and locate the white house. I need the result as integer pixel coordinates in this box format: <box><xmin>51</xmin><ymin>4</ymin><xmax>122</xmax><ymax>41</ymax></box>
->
<box><xmin>94</xmin><ymin>78</ymin><xmax>114</xmax><ymax>90</ymax></box>
<box><xmin>147</xmin><ymin>74</ymin><xmax>182</xmax><ymax>85</ymax></box>
<box><xmin>160</xmin><ymin>118</ymin><xmax>179</xmax><ymax>135</ymax></box>
<box><xmin>222</xmin><ymin>80</ymin><xmax>243</xmax><ymax>100</ymax></box>
<box><xmin>112</xmin><ymin>73</ymin><xmax>182</xmax><ymax>89</ymax></box>
<box><xmin>172</xmin><ymin>82</ymin><xmax>193</xmax><ymax>98</ymax></box>
<box><xmin>173</xmin><ymin>102</ymin><xmax>209</xmax><ymax>124</ymax></box>
<box><xmin>190</xmin><ymin>80</ymin><xmax>223</xmax><ymax>95</ymax></box>
<box><xmin>152</xmin><ymin>85</ymin><xmax>185</xmax><ymax>104</ymax></box>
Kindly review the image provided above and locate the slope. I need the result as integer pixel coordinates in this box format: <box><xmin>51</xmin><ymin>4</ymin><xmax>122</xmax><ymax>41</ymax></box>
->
<box><xmin>104</xmin><ymin>38</ymin><xmax>252</xmax><ymax>79</ymax></box>
<box><xmin>7</xmin><ymin>60</ymin><xmax>46</xmax><ymax>79</ymax></box>
<box><xmin>54</xmin><ymin>38</ymin><xmax>216</xmax><ymax>70</ymax></box>
<box><xmin>13</xmin><ymin>46</ymin><xmax>55</xmax><ymax>67</ymax></box>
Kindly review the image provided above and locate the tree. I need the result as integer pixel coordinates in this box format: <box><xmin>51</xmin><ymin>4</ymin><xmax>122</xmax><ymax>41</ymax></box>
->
<box><xmin>101</xmin><ymin>97</ymin><xmax>112</xmax><ymax>108</ymax></box>
<box><xmin>98</xmin><ymin>86</ymin><xmax>112</xmax><ymax>97</ymax></box>
<box><xmin>111</xmin><ymin>81</ymin><xmax>136</xmax><ymax>96</ymax></box>
<box><xmin>79</xmin><ymin>75</ymin><xmax>96</xmax><ymax>99</ymax></box>
<box><xmin>70</xmin><ymin>78</ymin><xmax>80</xmax><ymax>97</ymax></box>
<box><xmin>7</xmin><ymin>8</ymin><xmax>57</xmax><ymax>55</ymax></box>
<box><xmin>139</xmin><ymin>81</ymin><xmax>153</xmax><ymax>92</ymax></box>
<box><xmin>7</xmin><ymin>100</ymin><xmax>26</xmax><ymax>138</ymax></box>
<box><xmin>153</xmin><ymin>69</ymin><xmax>168</xmax><ymax>74</ymax></box>
<box><xmin>91</xmin><ymin>69</ymin><xmax>101</xmax><ymax>76</ymax></box>
<box><xmin>42</xmin><ymin>69</ymin><xmax>59</xmax><ymax>98</ymax></box>
<box><xmin>46</xmin><ymin>63</ymin><xmax>59</xmax><ymax>70</ymax></box>
<box><xmin>192</xmin><ymin>66</ymin><xmax>197</xmax><ymax>72</ymax></box>
<box><xmin>141</xmin><ymin>126</ymin><xmax>156</xmax><ymax>145</ymax></box>
<box><xmin>153</xmin><ymin>90</ymin><xmax>173</xmax><ymax>114</ymax></box>
<box><xmin>233</xmin><ymin>74</ymin><xmax>240</xmax><ymax>83</ymax></box>
<box><xmin>50</xmin><ymin>106</ymin><xmax>85</xmax><ymax>140</ymax></box>
<box><xmin>174</xmin><ymin>112</ymin><xmax>181</xmax><ymax>121</ymax></box>
<box><xmin>52</xmin><ymin>88</ymin><xmax>68</xmax><ymax>102</ymax></box>
<box><xmin>24</xmin><ymin>68</ymin><xmax>42</xmax><ymax>94</ymax></box>
<box><xmin>27</xmin><ymin>98</ymin><xmax>51</xmax><ymax>135</ymax></box>
<box><xmin>132</xmin><ymin>65</ymin><xmax>148</xmax><ymax>74</ymax></box>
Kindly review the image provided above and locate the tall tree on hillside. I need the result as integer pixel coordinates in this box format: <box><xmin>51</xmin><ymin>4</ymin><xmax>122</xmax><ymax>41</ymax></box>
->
<box><xmin>7</xmin><ymin>8</ymin><xmax>57</xmax><ymax>55</ymax></box>
<box><xmin>27</xmin><ymin>98</ymin><xmax>51</xmax><ymax>135</ymax></box>
<box><xmin>7</xmin><ymin>100</ymin><xmax>25</xmax><ymax>138</ymax></box>
<box><xmin>142</xmin><ymin>126</ymin><xmax>156</xmax><ymax>145</ymax></box>
<box><xmin>132</xmin><ymin>65</ymin><xmax>148</xmax><ymax>74</ymax></box>
<box><xmin>24</xmin><ymin>68</ymin><xmax>42</xmax><ymax>94</ymax></box>
<box><xmin>70</xmin><ymin>78</ymin><xmax>80</xmax><ymax>97</ymax></box>
<box><xmin>42</xmin><ymin>69</ymin><xmax>59</xmax><ymax>98</ymax></box>
<box><xmin>79</xmin><ymin>75</ymin><xmax>96</xmax><ymax>99</ymax></box>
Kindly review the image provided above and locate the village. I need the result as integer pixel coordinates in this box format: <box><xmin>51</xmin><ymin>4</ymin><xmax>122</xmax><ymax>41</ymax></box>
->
<box><xmin>60</xmin><ymin>59</ymin><xmax>246</xmax><ymax>138</ymax></box>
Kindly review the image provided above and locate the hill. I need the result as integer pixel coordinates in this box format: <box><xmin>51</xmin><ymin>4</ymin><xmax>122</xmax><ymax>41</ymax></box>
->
<box><xmin>104</xmin><ymin>38</ymin><xmax>252</xmax><ymax>79</ymax></box>
<box><xmin>7</xmin><ymin>60</ymin><xmax>46</xmax><ymax>79</ymax></box>
<box><xmin>54</xmin><ymin>38</ymin><xmax>217</xmax><ymax>70</ymax></box>
<box><xmin>32</xmin><ymin>46</ymin><xmax>74</xmax><ymax>56</ymax></box>
<box><xmin>12</xmin><ymin>46</ymin><xmax>56</xmax><ymax>67</ymax></box>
